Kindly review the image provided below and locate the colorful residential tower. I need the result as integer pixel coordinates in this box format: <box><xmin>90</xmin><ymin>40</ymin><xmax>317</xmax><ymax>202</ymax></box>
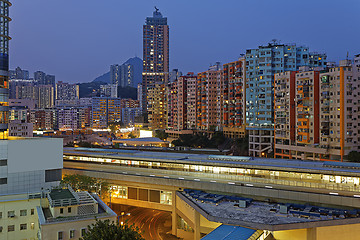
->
<box><xmin>245</xmin><ymin>42</ymin><xmax>327</xmax><ymax>157</ymax></box>
<box><xmin>196</xmin><ymin>63</ymin><xmax>223</xmax><ymax>131</ymax></box>
<box><xmin>0</xmin><ymin>0</ymin><xmax>11</xmax><ymax>138</ymax></box>
<box><xmin>223</xmin><ymin>58</ymin><xmax>247</xmax><ymax>139</ymax></box>
<box><xmin>274</xmin><ymin>59</ymin><xmax>360</xmax><ymax>161</ymax></box>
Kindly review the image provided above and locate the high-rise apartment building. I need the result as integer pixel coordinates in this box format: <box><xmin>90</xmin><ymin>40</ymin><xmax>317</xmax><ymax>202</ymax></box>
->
<box><xmin>38</xmin><ymin>85</ymin><xmax>54</xmax><ymax>108</ymax></box>
<box><xmin>16</xmin><ymin>84</ymin><xmax>54</xmax><ymax>109</ymax></box>
<box><xmin>120</xmin><ymin>98</ymin><xmax>140</xmax><ymax>109</ymax></box>
<box><xmin>110</xmin><ymin>63</ymin><xmax>134</xmax><ymax>87</ymax></box>
<box><xmin>223</xmin><ymin>58</ymin><xmax>247</xmax><ymax>139</ymax></box>
<box><xmin>9</xmin><ymin>66</ymin><xmax>29</xmax><ymax>80</ymax></box>
<box><xmin>100</xmin><ymin>84</ymin><xmax>118</xmax><ymax>98</ymax></box>
<box><xmin>122</xmin><ymin>107</ymin><xmax>142</xmax><ymax>127</ymax></box>
<box><xmin>34</xmin><ymin>71</ymin><xmax>46</xmax><ymax>83</ymax></box>
<box><xmin>55</xmin><ymin>81</ymin><xmax>79</xmax><ymax>101</ymax></box>
<box><xmin>245</xmin><ymin>43</ymin><xmax>327</xmax><ymax>157</ymax></box>
<box><xmin>186</xmin><ymin>74</ymin><xmax>198</xmax><ymax>130</ymax></box>
<box><xmin>169</xmin><ymin>75</ymin><xmax>187</xmax><ymax>130</ymax></box>
<box><xmin>9</xmin><ymin>79</ymin><xmax>35</xmax><ymax>99</ymax></box>
<box><xmin>319</xmin><ymin>61</ymin><xmax>360</xmax><ymax>160</ymax></box>
<box><xmin>0</xmin><ymin>0</ymin><xmax>11</xmax><ymax>138</ymax></box>
<box><xmin>196</xmin><ymin>63</ymin><xmax>223</xmax><ymax>131</ymax></box>
<box><xmin>274</xmin><ymin>59</ymin><xmax>360</xmax><ymax>161</ymax></box>
<box><xmin>92</xmin><ymin>97</ymin><xmax>122</xmax><ymax>129</ymax></box>
<box><xmin>142</xmin><ymin>8</ymin><xmax>169</xmax><ymax>129</ymax></box>
<box><xmin>44</xmin><ymin>74</ymin><xmax>55</xmax><ymax>86</ymax></box>
<box><xmin>274</xmin><ymin>69</ymin><xmax>320</xmax><ymax>160</ymax></box>
<box><xmin>57</xmin><ymin>107</ymin><xmax>89</xmax><ymax>130</ymax></box>
<box><xmin>355</xmin><ymin>54</ymin><xmax>360</xmax><ymax>68</ymax></box>
<box><xmin>168</xmin><ymin>73</ymin><xmax>197</xmax><ymax>131</ymax></box>
<box><xmin>30</xmin><ymin>109</ymin><xmax>56</xmax><ymax>130</ymax></box>
<box><xmin>137</xmin><ymin>83</ymin><xmax>143</xmax><ymax>110</ymax></box>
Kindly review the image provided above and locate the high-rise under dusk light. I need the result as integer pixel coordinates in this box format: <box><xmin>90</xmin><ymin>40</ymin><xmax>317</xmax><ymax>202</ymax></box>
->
<box><xmin>142</xmin><ymin>7</ymin><xmax>169</xmax><ymax>130</ymax></box>
<box><xmin>0</xmin><ymin>0</ymin><xmax>10</xmax><ymax>138</ymax></box>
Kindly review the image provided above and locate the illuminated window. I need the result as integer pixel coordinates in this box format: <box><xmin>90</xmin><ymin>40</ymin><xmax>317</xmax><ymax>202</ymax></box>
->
<box><xmin>160</xmin><ymin>191</ymin><xmax>172</xmax><ymax>205</ymax></box>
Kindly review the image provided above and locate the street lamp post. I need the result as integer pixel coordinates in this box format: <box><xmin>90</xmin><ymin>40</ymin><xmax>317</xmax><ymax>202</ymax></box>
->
<box><xmin>119</xmin><ymin>211</ymin><xmax>131</xmax><ymax>225</ymax></box>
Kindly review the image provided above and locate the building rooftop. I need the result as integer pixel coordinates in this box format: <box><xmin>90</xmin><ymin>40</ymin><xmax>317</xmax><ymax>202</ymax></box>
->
<box><xmin>64</xmin><ymin>147</ymin><xmax>360</xmax><ymax>176</ymax></box>
<box><xmin>201</xmin><ymin>224</ymin><xmax>257</xmax><ymax>240</ymax></box>
<box><xmin>114</xmin><ymin>137</ymin><xmax>168</xmax><ymax>143</ymax></box>
<box><xmin>179</xmin><ymin>189</ymin><xmax>360</xmax><ymax>231</ymax></box>
<box><xmin>48</xmin><ymin>188</ymin><xmax>78</xmax><ymax>207</ymax></box>
<box><xmin>38</xmin><ymin>193</ymin><xmax>116</xmax><ymax>225</ymax></box>
<box><xmin>49</xmin><ymin>189</ymin><xmax>75</xmax><ymax>201</ymax></box>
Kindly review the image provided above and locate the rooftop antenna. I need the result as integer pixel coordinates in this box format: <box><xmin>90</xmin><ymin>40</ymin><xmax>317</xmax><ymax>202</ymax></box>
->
<box><xmin>155</xmin><ymin>6</ymin><xmax>159</xmax><ymax>12</ymax></box>
<box><xmin>346</xmin><ymin>51</ymin><xmax>351</xmax><ymax>66</ymax></box>
<box><xmin>270</xmin><ymin>39</ymin><xmax>280</xmax><ymax>46</ymax></box>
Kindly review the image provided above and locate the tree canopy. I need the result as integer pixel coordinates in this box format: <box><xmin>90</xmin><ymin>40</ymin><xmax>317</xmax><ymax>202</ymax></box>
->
<box><xmin>155</xmin><ymin>130</ymin><xmax>168</xmax><ymax>140</ymax></box>
<box><xmin>61</xmin><ymin>174</ymin><xmax>109</xmax><ymax>197</ymax></box>
<box><xmin>347</xmin><ymin>151</ymin><xmax>360</xmax><ymax>162</ymax></box>
<box><xmin>172</xmin><ymin>132</ymin><xmax>227</xmax><ymax>149</ymax></box>
<box><xmin>80</xmin><ymin>219</ymin><xmax>144</xmax><ymax>240</ymax></box>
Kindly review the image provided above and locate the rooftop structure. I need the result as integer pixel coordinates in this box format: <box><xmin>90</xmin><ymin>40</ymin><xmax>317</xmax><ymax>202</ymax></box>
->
<box><xmin>37</xmin><ymin>187</ymin><xmax>116</xmax><ymax>240</ymax></box>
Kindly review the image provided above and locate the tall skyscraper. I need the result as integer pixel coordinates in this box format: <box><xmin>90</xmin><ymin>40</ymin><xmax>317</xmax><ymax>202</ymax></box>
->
<box><xmin>34</xmin><ymin>71</ymin><xmax>46</xmax><ymax>84</ymax></box>
<box><xmin>142</xmin><ymin>7</ymin><xmax>169</xmax><ymax>129</ymax></box>
<box><xmin>9</xmin><ymin>66</ymin><xmax>29</xmax><ymax>80</ymax></box>
<box><xmin>168</xmin><ymin>73</ymin><xmax>198</xmax><ymax>131</ymax></box>
<box><xmin>245</xmin><ymin>42</ymin><xmax>327</xmax><ymax>157</ymax></box>
<box><xmin>34</xmin><ymin>71</ymin><xmax>55</xmax><ymax>86</ymax></box>
<box><xmin>196</xmin><ymin>63</ymin><xmax>223</xmax><ymax>131</ymax></box>
<box><xmin>223</xmin><ymin>58</ymin><xmax>247</xmax><ymax>139</ymax></box>
<box><xmin>110</xmin><ymin>63</ymin><xmax>134</xmax><ymax>87</ymax></box>
<box><xmin>0</xmin><ymin>1</ymin><xmax>11</xmax><ymax>138</ymax></box>
<box><xmin>55</xmin><ymin>81</ymin><xmax>80</xmax><ymax>101</ymax></box>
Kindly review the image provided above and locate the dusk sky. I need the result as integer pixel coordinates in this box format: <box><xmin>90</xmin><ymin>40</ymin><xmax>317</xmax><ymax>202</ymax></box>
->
<box><xmin>10</xmin><ymin>0</ymin><xmax>360</xmax><ymax>83</ymax></box>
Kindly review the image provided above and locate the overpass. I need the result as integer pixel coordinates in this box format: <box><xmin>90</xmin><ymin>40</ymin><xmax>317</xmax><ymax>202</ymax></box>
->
<box><xmin>63</xmin><ymin>147</ymin><xmax>360</xmax><ymax>240</ymax></box>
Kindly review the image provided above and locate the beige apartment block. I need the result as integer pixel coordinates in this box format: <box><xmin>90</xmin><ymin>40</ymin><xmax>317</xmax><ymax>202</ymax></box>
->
<box><xmin>319</xmin><ymin>61</ymin><xmax>360</xmax><ymax>161</ymax></box>
<box><xmin>37</xmin><ymin>187</ymin><xmax>117</xmax><ymax>240</ymax></box>
<box><xmin>275</xmin><ymin>59</ymin><xmax>360</xmax><ymax>161</ymax></box>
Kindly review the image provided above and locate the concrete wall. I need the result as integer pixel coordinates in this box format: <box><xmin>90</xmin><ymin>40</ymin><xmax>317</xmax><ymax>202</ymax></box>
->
<box><xmin>7</xmin><ymin>138</ymin><xmax>62</xmax><ymax>173</ymax></box>
<box><xmin>273</xmin><ymin>229</ymin><xmax>308</xmax><ymax>240</ymax></box>
<box><xmin>0</xmin><ymin>138</ymin><xmax>63</xmax><ymax>195</ymax></box>
<box><xmin>316</xmin><ymin>223</ymin><xmax>360</xmax><ymax>240</ymax></box>
<box><xmin>40</xmin><ymin>215</ymin><xmax>116</xmax><ymax>240</ymax></box>
<box><xmin>0</xmin><ymin>195</ymin><xmax>40</xmax><ymax>240</ymax></box>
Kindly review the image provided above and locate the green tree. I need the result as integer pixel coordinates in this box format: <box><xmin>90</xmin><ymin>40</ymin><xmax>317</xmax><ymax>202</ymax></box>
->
<box><xmin>61</xmin><ymin>174</ymin><xmax>109</xmax><ymax>197</ymax></box>
<box><xmin>78</xmin><ymin>141</ymin><xmax>93</xmax><ymax>148</ymax></box>
<box><xmin>65</xmin><ymin>142</ymin><xmax>74</xmax><ymax>147</ymax></box>
<box><xmin>347</xmin><ymin>151</ymin><xmax>360</xmax><ymax>162</ymax></box>
<box><xmin>108</xmin><ymin>122</ymin><xmax>124</xmax><ymax>133</ymax></box>
<box><xmin>210</xmin><ymin>131</ymin><xmax>226</xmax><ymax>148</ymax></box>
<box><xmin>155</xmin><ymin>130</ymin><xmax>168</xmax><ymax>140</ymax></box>
<box><xmin>128</xmin><ymin>132</ymin><xmax>136</xmax><ymax>139</ymax></box>
<box><xmin>81</xmin><ymin>219</ymin><xmax>144</xmax><ymax>240</ymax></box>
<box><xmin>230</xmin><ymin>135</ymin><xmax>249</xmax><ymax>156</ymax></box>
